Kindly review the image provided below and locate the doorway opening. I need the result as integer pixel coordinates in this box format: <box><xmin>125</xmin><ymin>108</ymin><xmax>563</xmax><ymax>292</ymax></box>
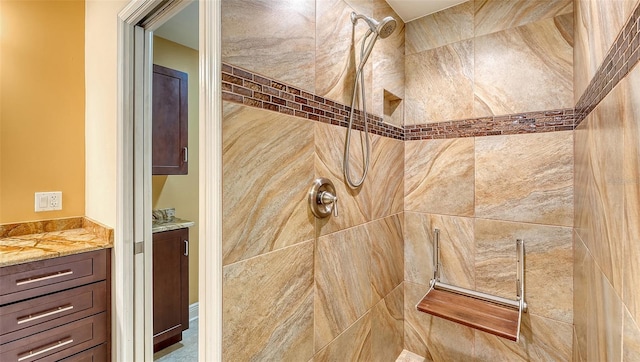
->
<box><xmin>116</xmin><ymin>0</ymin><xmax>222</xmax><ymax>361</ymax></box>
<box><xmin>149</xmin><ymin>2</ymin><xmax>200</xmax><ymax>359</ymax></box>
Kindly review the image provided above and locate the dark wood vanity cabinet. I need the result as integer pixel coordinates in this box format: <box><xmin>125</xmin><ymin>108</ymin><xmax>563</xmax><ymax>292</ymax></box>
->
<box><xmin>152</xmin><ymin>64</ymin><xmax>188</xmax><ymax>175</ymax></box>
<box><xmin>152</xmin><ymin>228</ymin><xmax>189</xmax><ymax>352</ymax></box>
<box><xmin>0</xmin><ymin>249</ymin><xmax>110</xmax><ymax>361</ymax></box>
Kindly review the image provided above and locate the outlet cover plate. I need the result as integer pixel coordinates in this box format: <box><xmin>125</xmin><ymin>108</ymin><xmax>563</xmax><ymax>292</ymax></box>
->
<box><xmin>35</xmin><ymin>192</ymin><xmax>62</xmax><ymax>212</ymax></box>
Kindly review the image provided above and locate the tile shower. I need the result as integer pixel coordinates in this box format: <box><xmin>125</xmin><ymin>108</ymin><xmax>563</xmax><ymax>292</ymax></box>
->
<box><xmin>220</xmin><ymin>0</ymin><xmax>640</xmax><ymax>360</ymax></box>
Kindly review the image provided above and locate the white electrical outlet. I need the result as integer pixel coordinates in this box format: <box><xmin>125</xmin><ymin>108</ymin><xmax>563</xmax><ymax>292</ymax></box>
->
<box><xmin>35</xmin><ymin>192</ymin><xmax>62</xmax><ymax>212</ymax></box>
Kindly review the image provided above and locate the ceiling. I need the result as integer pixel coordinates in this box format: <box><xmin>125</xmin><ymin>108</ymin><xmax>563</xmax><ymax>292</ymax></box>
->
<box><xmin>154</xmin><ymin>0</ymin><xmax>468</xmax><ymax>50</ymax></box>
<box><xmin>385</xmin><ymin>0</ymin><xmax>468</xmax><ymax>22</ymax></box>
<box><xmin>154</xmin><ymin>1</ymin><xmax>199</xmax><ymax>51</ymax></box>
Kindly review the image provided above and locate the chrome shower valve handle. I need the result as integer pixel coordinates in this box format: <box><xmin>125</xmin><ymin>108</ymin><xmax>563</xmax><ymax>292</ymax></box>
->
<box><xmin>319</xmin><ymin>191</ymin><xmax>338</xmax><ymax>217</ymax></box>
<box><xmin>309</xmin><ymin>178</ymin><xmax>338</xmax><ymax>218</ymax></box>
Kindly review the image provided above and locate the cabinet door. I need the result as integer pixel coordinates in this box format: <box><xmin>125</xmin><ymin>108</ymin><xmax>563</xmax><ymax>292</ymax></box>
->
<box><xmin>152</xmin><ymin>228</ymin><xmax>189</xmax><ymax>352</ymax></box>
<box><xmin>152</xmin><ymin>64</ymin><xmax>188</xmax><ymax>175</ymax></box>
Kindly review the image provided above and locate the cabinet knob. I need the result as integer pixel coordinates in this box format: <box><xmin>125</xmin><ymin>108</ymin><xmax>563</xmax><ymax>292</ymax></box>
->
<box><xmin>184</xmin><ymin>240</ymin><xmax>189</xmax><ymax>256</ymax></box>
<box><xmin>183</xmin><ymin>147</ymin><xmax>188</xmax><ymax>163</ymax></box>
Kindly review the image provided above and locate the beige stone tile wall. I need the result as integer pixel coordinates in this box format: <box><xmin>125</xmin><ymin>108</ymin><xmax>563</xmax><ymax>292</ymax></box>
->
<box><xmin>219</xmin><ymin>0</ymin><xmax>640</xmax><ymax>360</ymax></box>
<box><xmin>222</xmin><ymin>103</ymin><xmax>404</xmax><ymax>360</ymax></box>
<box><xmin>573</xmin><ymin>0</ymin><xmax>639</xmax><ymax>102</ymax></box>
<box><xmin>222</xmin><ymin>103</ymin><xmax>315</xmax><ymax>265</ymax></box>
<box><xmin>475</xmin><ymin>132</ymin><xmax>573</xmax><ymax>226</ymax></box>
<box><xmin>404</xmin><ymin>0</ymin><xmax>574</xmax><ymax>125</ymax></box>
<box><xmin>403</xmin><ymin>130</ymin><xmax>575</xmax><ymax>361</ymax></box>
<box><xmin>572</xmin><ymin>0</ymin><xmax>640</xmax><ymax>358</ymax></box>
<box><xmin>221</xmin><ymin>0</ymin><xmax>317</xmax><ymax>91</ymax></box>
<box><xmin>222</xmin><ymin>1</ymin><xmax>406</xmax><ymax>356</ymax></box>
<box><xmin>474</xmin><ymin>0</ymin><xmax>572</xmax><ymax>37</ymax></box>
<box><xmin>573</xmin><ymin>59</ymin><xmax>640</xmax><ymax>362</ymax></box>
<box><xmin>222</xmin><ymin>0</ymin><xmax>405</xmax><ymax>127</ymax></box>
<box><xmin>222</xmin><ymin>241</ymin><xmax>314</xmax><ymax>360</ymax></box>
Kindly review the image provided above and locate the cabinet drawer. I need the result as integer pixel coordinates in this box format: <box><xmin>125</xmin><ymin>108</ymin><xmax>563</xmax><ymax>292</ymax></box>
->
<box><xmin>0</xmin><ymin>282</ymin><xmax>107</xmax><ymax>344</ymax></box>
<box><xmin>59</xmin><ymin>343</ymin><xmax>107</xmax><ymax>362</ymax></box>
<box><xmin>0</xmin><ymin>313</ymin><xmax>106</xmax><ymax>362</ymax></box>
<box><xmin>0</xmin><ymin>250</ymin><xmax>107</xmax><ymax>305</ymax></box>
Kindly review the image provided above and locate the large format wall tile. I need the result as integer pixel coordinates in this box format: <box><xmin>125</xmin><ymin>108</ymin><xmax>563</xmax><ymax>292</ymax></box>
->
<box><xmin>574</xmin><ymin>234</ymin><xmax>623</xmax><ymax>362</ymax></box>
<box><xmin>474</xmin><ymin>0</ymin><xmax>572</xmax><ymax>37</ymax></box>
<box><xmin>405</xmin><ymin>40</ymin><xmax>474</xmax><ymax>125</ymax></box>
<box><xmin>369</xmin><ymin>215</ymin><xmax>404</xmax><ymax>302</ymax></box>
<box><xmin>623</xmin><ymin>65</ymin><xmax>640</xmax><ymax>323</ymax></box>
<box><xmin>315</xmin><ymin>123</ymin><xmax>369</xmax><ymax>235</ymax></box>
<box><xmin>222</xmin><ymin>103</ymin><xmax>315</xmax><ymax>265</ymax></box>
<box><xmin>316</xmin><ymin>124</ymin><xmax>403</xmax><ymax>235</ymax></box>
<box><xmin>575</xmin><ymin>81</ymin><xmax>624</xmax><ymax>295</ymax></box>
<box><xmin>223</xmin><ymin>241</ymin><xmax>314</xmax><ymax>361</ymax></box>
<box><xmin>573</xmin><ymin>232</ymin><xmax>589</xmax><ymax>359</ymax></box>
<box><xmin>315</xmin><ymin>224</ymin><xmax>372</xmax><ymax>350</ymax></box>
<box><xmin>404</xmin><ymin>282</ymin><xmax>476</xmax><ymax>360</ymax></box>
<box><xmin>364</xmin><ymin>135</ymin><xmax>404</xmax><ymax>221</ymax></box>
<box><xmin>474</xmin><ymin>314</ymin><xmax>572</xmax><ymax>361</ymax></box>
<box><xmin>475</xmin><ymin>219</ymin><xmax>573</xmax><ymax>324</ymax></box>
<box><xmin>475</xmin><ymin>131</ymin><xmax>573</xmax><ymax>226</ymax></box>
<box><xmin>405</xmin><ymin>138</ymin><xmax>474</xmax><ymax>217</ymax></box>
<box><xmin>573</xmin><ymin>0</ymin><xmax>639</xmax><ymax>101</ymax></box>
<box><xmin>474</xmin><ymin>14</ymin><xmax>573</xmax><ymax>117</ymax></box>
<box><xmin>372</xmin><ymin>0</ymin><xmax>405</xmax><ymax>126</ymax></box>
<box><xmin>624</xmin><ymin>307</ymin><xmax>640</xmax><ymax>361</ymax></box>
<box><xmin>574</xmin><ymin>327</ymin><xmax>583</xmax><ymax>362</ymax></box>
<box><xmin>371</xmin><ymin>284</ymin><xmax>404</xmax><ymax>362</ymax></box>
<box><xmin>573</xmin><ymin>121</ymin><xmax>590</xmax><ymax>244</ymax></box>
<box><xmin>573</xmin><ymin>1</ymin><xmax>590</xmax><ymax>104</ymax></box>
<box><xmin>404</xmin><ymin>212</ymin><xmax>475</xmax><ymax>289</ymax></box>
<box><xmin>405</xmin><ymin>1</ymin><xmax>473</xmax><ymax>55</ymax></box>
<box><xmin>314</xmin><ymin>313</ymin><xmax>372</xmax><ymax>361</ymax></box>
<box><xmin>316</xmin><ymin>0</ymin><xmax>372</xmax><ymax>108</ymax></box>
<box><xmin>221</xmin><ymin>0</ymin><xmax>316</xmax><ymax>92</ymax></box>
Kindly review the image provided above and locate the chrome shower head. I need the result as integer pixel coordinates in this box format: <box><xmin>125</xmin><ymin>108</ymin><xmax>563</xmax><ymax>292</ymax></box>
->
<box><xmin>351</xmin><ymin>12</ymin><xmax>397</xmax><ymax>39</ymax></box>
<box><xmin>377</xmin><ymin>17</ymin><xmax>397</xmax><ymax>38</ymax></box>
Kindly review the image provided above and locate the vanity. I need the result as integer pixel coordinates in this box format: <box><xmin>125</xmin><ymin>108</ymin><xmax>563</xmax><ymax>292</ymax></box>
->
<box><xmin>151</xmin><ymin>208</ymin><xmax>193</xmax><ymax>353</ymax></box>
<box><xmin>0</xmin><ymin>218</ymin><xmax>113</xmax><ymax>361</ymax></box>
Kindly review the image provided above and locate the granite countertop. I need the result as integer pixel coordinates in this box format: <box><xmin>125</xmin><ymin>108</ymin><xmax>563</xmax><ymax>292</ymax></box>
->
<box><xmin>152</xmin><ymin>217</ymin><xmax>195</xmax><ymax>233</ymax></box>
<box><xmin>0</xmin><ymin>217</ymin><xmax>113</xmax><ymax>268</ymax></box>
<box><xmin>152</xmin><ymin>208</ymin><xmax>195</xmax><ymax>233</ymax></box>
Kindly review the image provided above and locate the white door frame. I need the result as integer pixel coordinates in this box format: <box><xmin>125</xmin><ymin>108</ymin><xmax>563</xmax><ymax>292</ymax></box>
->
<box><xmin>116</xmin><ymin>1</ymin><xmax>222</xmax><ymax>360</ymax></box>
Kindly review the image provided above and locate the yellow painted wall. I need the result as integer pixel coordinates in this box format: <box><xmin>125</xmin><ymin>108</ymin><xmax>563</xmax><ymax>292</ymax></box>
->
<box><xmin>152</xmin><ymin>36</ymin><xmax>199</xmax><ymax>305</ymax></box>
<box><xmin>0</xmin><ymin>0</ymin><xmax>85</xmax><ymax>223</ymax></box>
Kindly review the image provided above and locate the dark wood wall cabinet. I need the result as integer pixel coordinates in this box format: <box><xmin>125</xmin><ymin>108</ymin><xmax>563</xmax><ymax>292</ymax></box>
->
<box><xmin>152</xmin><ymin>64</ymin><xmax>189</xmax><ymax>175</ymax></box>
<box><xmin>152</xmin><ymin>228</ymin><xmax>189</xmax><ymax>353</ymax></box>
<box><xmin>0</xmin><ymin>249</ymin><xmax>111</xmax><ymax>361</ymax></box>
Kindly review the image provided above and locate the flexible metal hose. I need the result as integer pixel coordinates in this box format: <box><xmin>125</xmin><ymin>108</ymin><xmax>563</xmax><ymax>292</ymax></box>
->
<box><xmin>344</xmin><ymin>30</ymin><xmax>377</xmax><ymax>188</ymax></box>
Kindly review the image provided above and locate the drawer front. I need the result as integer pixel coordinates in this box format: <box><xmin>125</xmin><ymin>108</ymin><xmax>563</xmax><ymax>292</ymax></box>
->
<box><xmin>0</xmin><ymin>282</ymin><xmax>107</xmax><ymax>344</ymax></box>
<box><xmin>0</xmin><ymin>250</ymin><xmax>107</xmax><ymax>305</ymax></box>
<box><xmin>59</xmin><ymin>343</ymin><xmax>107</xmax><ymax>362</ymax></box>
<box><xmin>0</xmin><ymin>313</ymin><xmax>107</xmax><ymax>362</ymax></box>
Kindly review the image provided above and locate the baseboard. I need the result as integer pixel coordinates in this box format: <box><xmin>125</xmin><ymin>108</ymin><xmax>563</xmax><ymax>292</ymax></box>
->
<box><xmin>189</xmin><ymin>302</ymin><xmax>199</xmax><ymax>321</ymax></box>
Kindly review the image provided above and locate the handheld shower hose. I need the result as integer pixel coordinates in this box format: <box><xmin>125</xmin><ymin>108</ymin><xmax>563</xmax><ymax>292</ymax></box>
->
<box><xmin>344</xmin><ymin>12</ymin><xmax>396</xmax><ymax>188</ymax></box>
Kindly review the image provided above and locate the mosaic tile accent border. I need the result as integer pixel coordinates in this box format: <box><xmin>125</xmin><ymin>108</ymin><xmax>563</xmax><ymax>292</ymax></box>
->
<box><xmin>222</xmin><ymin>63</ymin><xmax>404</xmax><ymax>140</ymax></box>
<box><xmin>404</xmin><ymin>109</ymin><xmax>575</xmax><ymax>140</ymax></box>
<box><xmin>575</xmin><ymin>2</ymin><xmax>640</xmax><ymax>126</ymax></box>
<box><xmin>222</xmin><ymin>63</ymin><xmax>576</xmax><ymax>141</ymax></box>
